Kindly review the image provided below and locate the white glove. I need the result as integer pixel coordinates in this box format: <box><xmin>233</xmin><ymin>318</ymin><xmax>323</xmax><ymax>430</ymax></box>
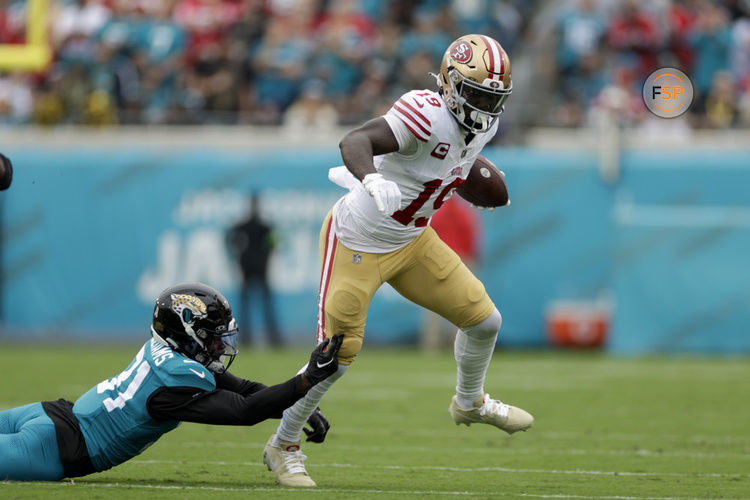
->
<box><xmin>362</xmin><ymin>173</ymin><xmax>402</xmax><ymax>216</ymax></box>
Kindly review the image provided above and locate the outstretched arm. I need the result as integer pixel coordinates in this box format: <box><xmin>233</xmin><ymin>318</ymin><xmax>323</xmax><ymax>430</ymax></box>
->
<box><xmin>147</xmin><ymin>375</ymin><xmax>310</xmax><ymax>426</ymax></box>
<box><xmin>147</xmin><ymin>335</ymin><xmax>343</xmax><ymax>427</ymax></box>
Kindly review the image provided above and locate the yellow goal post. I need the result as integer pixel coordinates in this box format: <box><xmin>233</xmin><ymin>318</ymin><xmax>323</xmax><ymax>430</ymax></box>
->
<box><xmin>0</xmin><ymin>0</ymin><xmax>51</xmax><ymax>71</ymax></box>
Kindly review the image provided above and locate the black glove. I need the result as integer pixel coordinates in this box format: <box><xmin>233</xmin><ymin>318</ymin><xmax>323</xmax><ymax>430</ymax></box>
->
<box><xmin>303</xmin><ymin>407</ymin><xmax>330</xmax><ymax>443</ymax></box>
<box><xmin>303</xmin><ymin>334</ymin><xmax>343</xmax><ymax>385</ymax></box>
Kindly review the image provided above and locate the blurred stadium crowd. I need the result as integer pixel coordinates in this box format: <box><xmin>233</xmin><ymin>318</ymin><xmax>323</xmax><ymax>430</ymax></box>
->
<box><xmin>0</xmin><ymin>0</ymin><xmax>749</xmax><ymax>131</ymax></box>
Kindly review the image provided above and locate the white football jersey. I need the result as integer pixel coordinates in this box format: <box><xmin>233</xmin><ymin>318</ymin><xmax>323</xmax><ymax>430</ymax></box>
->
<box><xmin>331</xmin><ymin>89</ymin><xmax>498</xmax><ymax>253</ymax></box>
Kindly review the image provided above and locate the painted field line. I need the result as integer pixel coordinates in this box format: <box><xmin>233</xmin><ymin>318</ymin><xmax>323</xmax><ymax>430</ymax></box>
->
<box><xmin>537</xmin><ymin>431</ymin><xmax>750</xmax><ymax>444</ymax></box>
<box><xmin>179</xmin><ymin>426</ymin><xmax>750</xmax><ymax>446</ymax></box>
<box><xmin>130</xmin><ymin>459</ymin><xmax>749</xmax><ymax>479</ymax></box>
<box><xmin>518</xmin><ymin>447</ymin><xmax>750</xmax><ymax>460</ymax></box>
<box><xmin>178</xmin><ymin>440</ymin><xmax>750</xmax><ymax>460</ymax></box>
<box><xmin>0</xmin><ymin>480</ymin><xmax>725</xmax><ymax>500</ymax></box>
<box><xmin>315</xmin><ymin>426</ymin><xmax>750</xmax><ymax>446</ymax></box>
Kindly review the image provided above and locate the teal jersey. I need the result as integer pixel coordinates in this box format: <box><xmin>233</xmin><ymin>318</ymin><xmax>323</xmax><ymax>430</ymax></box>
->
<box><xmin>73</xmin><ymin>339</ymin><xmax>216</xmax><ymax>472</ymax></box>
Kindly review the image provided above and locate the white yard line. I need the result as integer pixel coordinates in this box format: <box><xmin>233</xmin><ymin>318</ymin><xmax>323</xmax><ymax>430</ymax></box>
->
<box><xmin>0</xmin><ymin>480</ymin><xmax>730</xmax><ymax>500</ymax></box>
<box><xmin>536</xmin><ymin>431</ymin><xmax>750</xmax><ymax>443</ymax></box>
<box><xmin>176</xmin><ymin>440</ymin><xmax>750</xmax><ymax>460</ymax></box>
<box><xmin>331</xmin><ymin>427</ymin><xmax>750</xmax><ymax>445</ymax></box>
<box><xmin>127</xmin><ymin>459</ymin><xmax>749</xmax><ymax>479</ymax></box>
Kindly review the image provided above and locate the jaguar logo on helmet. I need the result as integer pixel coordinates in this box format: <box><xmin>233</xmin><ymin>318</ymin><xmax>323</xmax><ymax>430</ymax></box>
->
<box><xmin>171</xmin><ymin>293</ymin><xmax>207</xmax><ymax>325</ymax></box>
<box><xmin>450</xmin><ymin>41</ymin><xmax>472</xmax><ymax>64</ymax></box>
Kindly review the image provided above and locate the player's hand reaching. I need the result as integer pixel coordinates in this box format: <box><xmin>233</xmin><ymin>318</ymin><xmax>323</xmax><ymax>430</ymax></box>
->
<box><xmin>303</xmin><ymin>407</ymin><xmax>330</xmax><ymax>443</ymax></box>
<box><xmin>362</xmin><ymin>173</ymin><xmax>401</xmax><ymax>216</ymax></box>
<box><xmin>304</xmin><ymin>334</ymin><xmax>344</xmax><ymax>385</ymax></box>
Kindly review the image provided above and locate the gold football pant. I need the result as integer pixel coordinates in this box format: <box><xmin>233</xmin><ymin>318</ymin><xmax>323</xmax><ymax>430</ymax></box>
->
<box><xmin>316</xmin><ymin>211</ymin><xmax>496</xmax><ymax>364</ymax></box>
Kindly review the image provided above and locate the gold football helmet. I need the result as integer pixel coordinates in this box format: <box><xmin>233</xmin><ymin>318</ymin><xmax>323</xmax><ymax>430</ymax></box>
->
<box><xmin>437</xmin><ymin>34</ymin><xmax>512</xmax><ymax>133</ymax></box>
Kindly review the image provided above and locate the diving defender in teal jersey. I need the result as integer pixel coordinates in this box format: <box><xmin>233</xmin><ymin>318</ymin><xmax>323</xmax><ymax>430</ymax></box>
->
<box><xmin>0</xmin><ymin>282</ymin><xmax>342</xmax><ymax>481</ymax></box>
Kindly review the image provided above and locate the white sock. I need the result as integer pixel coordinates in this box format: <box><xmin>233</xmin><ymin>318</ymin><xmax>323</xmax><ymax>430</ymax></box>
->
<box><xmin>274</xmin><ymin>364</ymin><xmax>349</xmax><ymax>444</ymax></box>
<box><xmin>454</xmin><ymin>308</ymin><xmax>502</xmax><ymax>409</ymax></box>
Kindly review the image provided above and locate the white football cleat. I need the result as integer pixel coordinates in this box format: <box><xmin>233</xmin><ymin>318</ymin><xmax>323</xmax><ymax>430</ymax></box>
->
<box><xmin>449</xmin><ymin>394</ymin><xmax>533</xmax><ymax>434</ymax></box>
<box><xmin>263</xmin><ymin>434</ymin><xmax>316</xmax><ymax>487</ymax></box>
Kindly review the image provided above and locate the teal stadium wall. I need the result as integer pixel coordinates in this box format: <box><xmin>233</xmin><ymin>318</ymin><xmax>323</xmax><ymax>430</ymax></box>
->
<box><xmin>1</xmin><ymin>145</ymin><xmax>748</xmax><ymax>353</ymax></box>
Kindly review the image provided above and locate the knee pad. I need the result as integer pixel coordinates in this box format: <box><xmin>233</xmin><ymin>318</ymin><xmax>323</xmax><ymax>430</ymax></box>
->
<box><xmin>462</xmin><ymin>308</ymin><xmax>502</xmax><ymax>340</ymax></box>
<box><xmin>337</xmin><ymin>334</ymin><xmax>364</xmax><ymax>365</ymax></box>
<box><xmin>330</xmin><ymin>288</ymin><xmax>364</xmax><ymax>318</ymax></box>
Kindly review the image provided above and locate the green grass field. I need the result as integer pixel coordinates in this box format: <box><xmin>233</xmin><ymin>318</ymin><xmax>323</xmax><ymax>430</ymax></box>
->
<box><xmin>1</xmin><ymin>344</ymin><xmax>749</xmax><ymax>499</ymax></box>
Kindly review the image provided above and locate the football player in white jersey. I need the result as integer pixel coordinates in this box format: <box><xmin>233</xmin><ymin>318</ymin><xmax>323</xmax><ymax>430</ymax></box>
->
<box><xmin>263</xmin><ymin>34</ymin><xmax>534</xmax><ymax>487</ymax></box>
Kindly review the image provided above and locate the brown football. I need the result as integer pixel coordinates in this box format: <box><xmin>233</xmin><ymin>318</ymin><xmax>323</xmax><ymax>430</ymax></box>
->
<box><xmin>456</xmin><ymin>155</ymin><xmax>509</xmax><ymax>207</ymax></box>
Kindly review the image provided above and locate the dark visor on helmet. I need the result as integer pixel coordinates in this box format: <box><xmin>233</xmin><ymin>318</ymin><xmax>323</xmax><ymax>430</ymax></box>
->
<box><xmin>198</xmin><ymin>323</ymin><xmax>239</xmax><ymax>373</ymax></box>
<box><xmin>458</xmin><ymin>79</ymin><xmax>511</xmax><ymax>114</ymax></box>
